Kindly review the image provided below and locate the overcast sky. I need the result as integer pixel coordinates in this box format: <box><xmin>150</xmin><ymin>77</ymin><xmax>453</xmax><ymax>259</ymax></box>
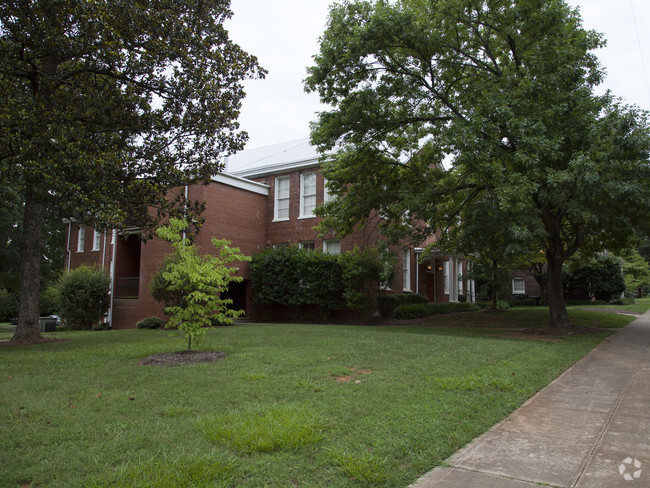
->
<box><xmin>227</xmin><ymin>0</ymin><xmax>650</xmax><ymax>150</ymax></box>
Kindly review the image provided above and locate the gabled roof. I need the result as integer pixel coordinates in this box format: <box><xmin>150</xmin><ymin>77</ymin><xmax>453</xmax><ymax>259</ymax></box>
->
<box><xmin>225</xmin><ymin>137</ymin><xmax>322</xmax><ymax>178</ymax></box>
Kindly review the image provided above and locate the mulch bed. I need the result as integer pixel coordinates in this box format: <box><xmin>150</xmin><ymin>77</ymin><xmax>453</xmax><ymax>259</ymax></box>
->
<box><xmin>138</xmin><ymin>350</ymin><xmax>226</xmax><ymax>366</ymax></box>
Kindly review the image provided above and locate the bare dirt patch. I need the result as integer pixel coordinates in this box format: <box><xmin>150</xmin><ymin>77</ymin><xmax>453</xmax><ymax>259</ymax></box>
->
<box><xmin>334</xmin><ymin>366</ymin><xmax>373</xmax><ymax>383</ymax></box>
<box><xmin>139</xmin><ymin>350</ymin><xmax>226</xmax><ymax>366</ymax></box>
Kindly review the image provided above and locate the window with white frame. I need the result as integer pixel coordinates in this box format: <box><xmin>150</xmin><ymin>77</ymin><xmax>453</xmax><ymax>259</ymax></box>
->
<box><xmin>402</xmin><ymin>248</ymin><xmax>411</xmax><ymax>291</ymax></box>
<box><xmin>77</xmin><ymin>226</ymin><xmax>85</xmax><ymax>253</ymax></box>
<box><xmin>443</xmin><ymin>261</ymin><xmax>449</xmax><ymax>295</ymax></box>
<box><xmin>272</xmin><ymin>243</ymin><xmax>288</xmax><ymax>249</ymax></box>
<box><xmin>299</xmin><ymin>241</ymin><xmax>315</xmax><ymax>251</ymax></box>
<box><xmin>512</xmin><ymin>277</ymin><xmax>526</xmax><ymax>294</ymax></box>
<box><xmin>274</xmin><ymin>176</ymin><xmax>290</xmax><ymax>221</ymax></box>
<box><xmin>92</xmin><ymin>229</ymin><xmax>101</xmax><ymax>251</ymax></box>
<box><xmin>300</xmin><ymin>172</ymin><xmax>317</xmax><ymax>218</ymax></box>
<box><xmin>323</xmin><ymin>239</ymin><xmax>340</xmax><ymax>255</ymax></box>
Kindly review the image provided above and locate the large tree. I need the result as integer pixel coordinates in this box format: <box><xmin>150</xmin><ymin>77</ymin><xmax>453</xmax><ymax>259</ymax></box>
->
<box><xmin>1</xmin><ymin>0</ymin><xmax>264</xmax><ymax>343</ymax></box>
<box><xmin>306</xmin><ymin>0</ymin><xmax>650</xmax><ymax>329</ymax></box>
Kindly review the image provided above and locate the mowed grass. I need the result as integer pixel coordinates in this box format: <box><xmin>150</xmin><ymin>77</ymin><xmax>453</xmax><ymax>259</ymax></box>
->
<box><xmin>0</xmin><ymin>306</ymin><xmax>643</xmax><ymax>488</ymax></box>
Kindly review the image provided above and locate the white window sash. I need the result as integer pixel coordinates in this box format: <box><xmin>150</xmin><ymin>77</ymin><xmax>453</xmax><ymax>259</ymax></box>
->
<box><xmin>300</xmin><ymin>172</ymin><xmax>317</xmax><ymax>218</ymax></box>
<box><xmin>274</xmin><ymin>177</ymin><xmax>290</xmax><ymax>221</ymax></box>
<box><xmin>77</xmin><ymin>227</ymin><xmax>85</xmax><ymax>253</ymax></box>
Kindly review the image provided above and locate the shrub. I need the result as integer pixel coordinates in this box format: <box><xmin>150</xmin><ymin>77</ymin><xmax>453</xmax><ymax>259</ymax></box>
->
<box><xmin>0</xmin><ymin>288</ymin><xmax>18</xmax><ymax>321</ymax></box>
<box><xmin>58</xmin><ymin>266</ymin><xmax>111</xmax><ymax>330</ymax></box>
<box><xmin>250</xmin><ymin>246</ymin><xmax>344</xmax><ymax>320</ymax></box>
<box><xmin>394</xmin><ymin>302</ymin><xmax>479</xmax><ymax>319</ymax></box>
<box><xmin>377</xmin><ymin>295</ymin><xmax>399</xmax><ymax>317</ymax></box>
<box><xmin>523</xmin><ymin>298</ymin><xmax>537</xmax><ymax>306</ymax></box>
<box><xmin>39</xmin><ymin>285</ymin><xmax>60</xmax><ymax>316</ymax></box>
<box><xmin>137</xmin><ymin>316</ymin><xmax>166</xmax><ymax>329</ymax></box>
<box><xmin>458</xmin><ymin>294</ymin><xmax>467</xmax><ymax>303</ymax></box>
<box><xmin>153</xmin><ymin>218</ymin><xmax>250</xmax><ymax>351</ymax></box>
<box><xmin>608</xmin><ymin>298</ymin><xmax>624</xmax><ymax>306</ymax></box>
<box><xmin>496</xmin><ymin>300</ymin><xmax>511</xmax><ymax>310</ymax></box>
<box><xmin>394</xmin><ymin>293</ymin><xmax>428</xmax><ymax>305</ymax></box>
<box><xmin>339</xmin><ymin>247</ymin><xmax>392</xmax><ymax>323</ymax></box>
<box><xmin>509</xmin><ymin>300</ymin><xmax>523</xmax><ymax>307</ymax></box>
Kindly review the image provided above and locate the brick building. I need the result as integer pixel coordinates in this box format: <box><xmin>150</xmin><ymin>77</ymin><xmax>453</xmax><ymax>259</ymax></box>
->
<box><xmin>66</xmin><ymin>138</ymin><xmax>474</xmax><ymax>328</ymax></box>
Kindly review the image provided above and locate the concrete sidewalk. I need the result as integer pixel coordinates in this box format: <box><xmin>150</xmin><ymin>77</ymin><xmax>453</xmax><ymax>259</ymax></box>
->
<box><xmin>412</xmin><ymin>311</ymin><xmax>650</xmax><ymax>488</ymax></box>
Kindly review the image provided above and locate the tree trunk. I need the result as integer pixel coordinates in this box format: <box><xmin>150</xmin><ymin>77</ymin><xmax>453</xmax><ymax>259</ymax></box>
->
<box><xmin>11</xmin><ymin>192</ymin><xmax>45</xmax><ymax>343</ymax></box>
<box><xmin>546</xmin><ymin>254</ymin><xmax>571</xmax><ymax>329</ymax></box>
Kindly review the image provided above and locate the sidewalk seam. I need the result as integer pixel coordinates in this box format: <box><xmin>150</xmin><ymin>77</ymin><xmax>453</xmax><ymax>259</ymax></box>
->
<box><xmin>568</xmin><ymin>335</ymin><xmax>649</xmax><ymax>487</ymax></box>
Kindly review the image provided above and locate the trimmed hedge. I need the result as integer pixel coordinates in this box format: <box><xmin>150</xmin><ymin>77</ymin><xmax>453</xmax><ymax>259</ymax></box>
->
<box><xmin>394</xmin><ymin>302</ymin><xmax>480</xmax><ymax>319</ymax></box>
<box><xmin>377</xmin><ymin>293</ymin><xmax>430</xmax><ymax>317</ymax></box>
<box><xmin>137</xmin><ymin>316</ymin><xmax>166</xmax><ymax>329</ymax></box>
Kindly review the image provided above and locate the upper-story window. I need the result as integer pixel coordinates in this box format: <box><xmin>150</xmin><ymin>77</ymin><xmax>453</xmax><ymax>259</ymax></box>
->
<box><xmin>323</xmin><ymin>178</ymin><xmax>332</xmax><ymax>203</ymax></box>
<box><xmin>274</xmin><ymin>176</ymin><xmax>290</xmax><ymax>221</ymax></box>
<box><xmin>92</xmin><ymin>229</ymin><xmax>101</xmax><ymax>251</ymax></box>
<box><xmin>512</xmin><ymin>277</ymin><xmax>526</xmax><ymax>294</ymax></box>
<box><xmin>300</xmin><ymin>172</ymin><xmax>317</xmax><ymax>218</ymax></box>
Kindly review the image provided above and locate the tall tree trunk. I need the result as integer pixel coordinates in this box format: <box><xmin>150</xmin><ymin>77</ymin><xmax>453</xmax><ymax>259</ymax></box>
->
<box><xmin>546</xmin><ymin>253</ymin><xmax>571</xmax><ymax>329</ymax></box>
<box><xmin>11</xmin><ymin>190</ymin><xmax>46</xmax><ymax>343</ymax></box>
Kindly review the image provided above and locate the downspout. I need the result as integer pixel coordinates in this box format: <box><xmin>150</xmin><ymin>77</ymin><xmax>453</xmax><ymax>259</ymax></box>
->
<box><xmin>108</xmin><ymin>230</ymin><xmax>117</xmax><ymax>329</ymax></box>
<box><xmin>66</xmin><ymin>222</ymin><xmax>72</xmax><ymax>272</ymax></box>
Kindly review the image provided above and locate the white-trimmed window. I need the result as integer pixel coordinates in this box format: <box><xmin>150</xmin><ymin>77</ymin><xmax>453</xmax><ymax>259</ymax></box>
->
<box><xmin>299</xmin><ymin>241</ymin><xmax>315</xmax><ymax>251</ymax></box>
<box><xmin>402</xmin><ymin>248</ymin><xmax>411</xmax><ymax>291</ymax></box>
<box><xmin>273</xmin><ymin>243</ymin><xmax>288</xmax><ymax>249</ymax></box>
<box><xmin>92</xmin><ymin>229</ymin><xmax>101</xmax><ymax>251</ymax></box>
<box><xmin>274</xmin><ymin>176</ymin><xmax>290</xmax><ymax>221</ymax></box>
<box><xmin>77</xmin><ymin>226</ymin><xmax>85</xmax><ymax>253</ymax></box>
<box><xmin>443</xmin><ymin>261</ymin><xmax>449</xmax><ymax>295</ymax></box>
<box><xmin>300</xmin><ymin>172</ymin><xmax>317</xmax><ymax>218</ymax></box>
<box><xmin>512</xmin><ymin>277</ymin><xmax>526</xmax><ymax>294</ymax></box>
<box><xmin>323</xmin><ymin>240</ymin><xmax>341</xmax><ymax>255</ymax></box>
<box><xmin>323</xmin><ymin>178</ymin><xmax>332</xmax><ymax>203</ymax></box>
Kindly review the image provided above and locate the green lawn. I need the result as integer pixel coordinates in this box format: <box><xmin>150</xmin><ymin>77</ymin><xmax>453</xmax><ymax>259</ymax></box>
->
<box><xmin>0</xmin><ymin>307</ymin><xmax>642</xmax><ymax>488</ymax></box>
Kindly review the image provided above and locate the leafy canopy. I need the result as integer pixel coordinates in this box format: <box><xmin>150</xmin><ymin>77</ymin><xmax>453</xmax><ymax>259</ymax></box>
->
<box><xmin>306</xmin><ymin>0</ymin><xmax>650</xmax><ymax>328</ymax></box>
<box><xmin>154</xmin><ymin>218</ymin><xmax>250</xmax><ymax>351</ymax></box>
<box><xmin>1</xmin><ymin>0</ymin><xmax>264</xmax><ymax>342</ymax></box>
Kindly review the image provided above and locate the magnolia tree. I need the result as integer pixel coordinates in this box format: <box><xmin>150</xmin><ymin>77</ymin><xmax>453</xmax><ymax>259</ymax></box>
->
<box><xmin>153</xmin><ymin>218</ymin><xmax>250</xmax><ymax>351</ymax></box>
<box><xmin>1</xmin><ymin>1</ymin><xmax>264</xmax><ymax>344</ymax></box>
<box><xmin>306</xmin><ymin>0</ymin><xmax>650</xmax><ymax>329</ymax></box>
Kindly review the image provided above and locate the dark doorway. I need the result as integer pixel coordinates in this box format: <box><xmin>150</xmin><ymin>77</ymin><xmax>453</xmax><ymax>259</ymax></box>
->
<box><xmin>222</xmin><ymin>280</ymin><xmax>247</xmax><ymax>315</ymax></box>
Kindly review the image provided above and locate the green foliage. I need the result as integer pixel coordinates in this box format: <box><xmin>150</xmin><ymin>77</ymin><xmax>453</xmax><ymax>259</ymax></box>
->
<box><xmin>137</xmin><ymin>317</ymin><xmax>166</xmax><ymax>330</ymax></box>
<box><xmin>39</xmin><ymin>285</ymin><xmax>60</xmax><ymax>316</ymax></box>
<box><xmin>57</xmin><ymin>266</ymin><xmax>110</xmax><ymax>330</ymax></box>
<box><xmin>250</xmin><ymin>246</ymin><xmax>345</xmax><ymax>319</ymax></box>
<box><xmin>198</xmin><ymin>404</ymin><xmax>327</xmax><ymax>453</ymax></box>
<box><xmin>394</xmin><ymin>302</ymin><xmax>480</xmax><ymax>319</ymax></box>
<box><xmin>619</xmin><ymin>248</ymin><xmax>650</xmax><ymax>295</ymax></box>
<box><xmin>565</xmin><ymin>254</ymin><xmax>626</xmax><ymax>302</ymax></box>
<box><xmin>338</xmin><ymin>246</ymin><xmax>393</xmax><ymax>323</ymax></box>
<box><xmin>306</xmin><ymin>0</ymin><xmax>650</xmax><ymax>329</ymax></box>
<box><xmin>0</xmin><ymin>288</ymin><xmax>18</xmax><ymax>320</ymax></box>
<box><xmin>377</xmin><ymin>295</ymin><xmax>399</xmax><ymax>317</ymax></box>
<box><xmin>1</xmin><ymin>0</ymin><xmax>264</xmax><ymax>341</ymax></box>
<box><xmin>153</xmin><ymin>219</ymin><xmax>250</xmax><ymax>351</ymax></box>
<box><xmin>92</xmin><ymin>454</ymin><xmax>237</xmax><ymax>488</ymax></box>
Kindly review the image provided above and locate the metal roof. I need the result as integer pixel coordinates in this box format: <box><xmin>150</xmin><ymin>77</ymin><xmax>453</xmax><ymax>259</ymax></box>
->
<box><xmin>225</xmin><ymin>138</ymin><xmax>323</xmax><ymax>178</ymax></box>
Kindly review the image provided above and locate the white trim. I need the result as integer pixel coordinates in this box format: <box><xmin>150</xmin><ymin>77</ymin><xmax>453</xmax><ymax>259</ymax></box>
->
<box><xmin>77</xmin><ymin>226</ymin><xmax>85</xmax><ymax>253</ymax></box>
<box><xmin>213</xmin><ymin>173</ymin><xmax>269</xmax><ymax>195</ymax></box>
<box><xmin>300</xmin><ymin>171</ymin><xmax>317</xmax><ymax>218</ymax></box>
<box><xmin>323</xmin><ymin>239</ymin><xmax>341</xmax><ymax>255</ymax></box>
<box><xmin>403</xmin><ymin>248</ymin><xmax>411</xmax><ymax>292</ymax></box>
<box><xmin>231</xmin><ymin>158</ymin><xmax>320</xmax><ymax>179</ymax></box>
<box><xmin>299</xmin><ymin>241</ymin><xmax>315</xmax><ymax>251</ymax></box>
<box><xmin>512</xmin><ymin>277</ymin><xmax>526</xmax><ymax>294</ymax></box>
<box><xmin>92</xmin><ymin>229</ymin><xmax>101</xmax><ymax>252</ymax></box>
<box><xmin>274</xmin><ymin>176</ymin><xmax>290</xmax><ymax>221</ymax></box>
